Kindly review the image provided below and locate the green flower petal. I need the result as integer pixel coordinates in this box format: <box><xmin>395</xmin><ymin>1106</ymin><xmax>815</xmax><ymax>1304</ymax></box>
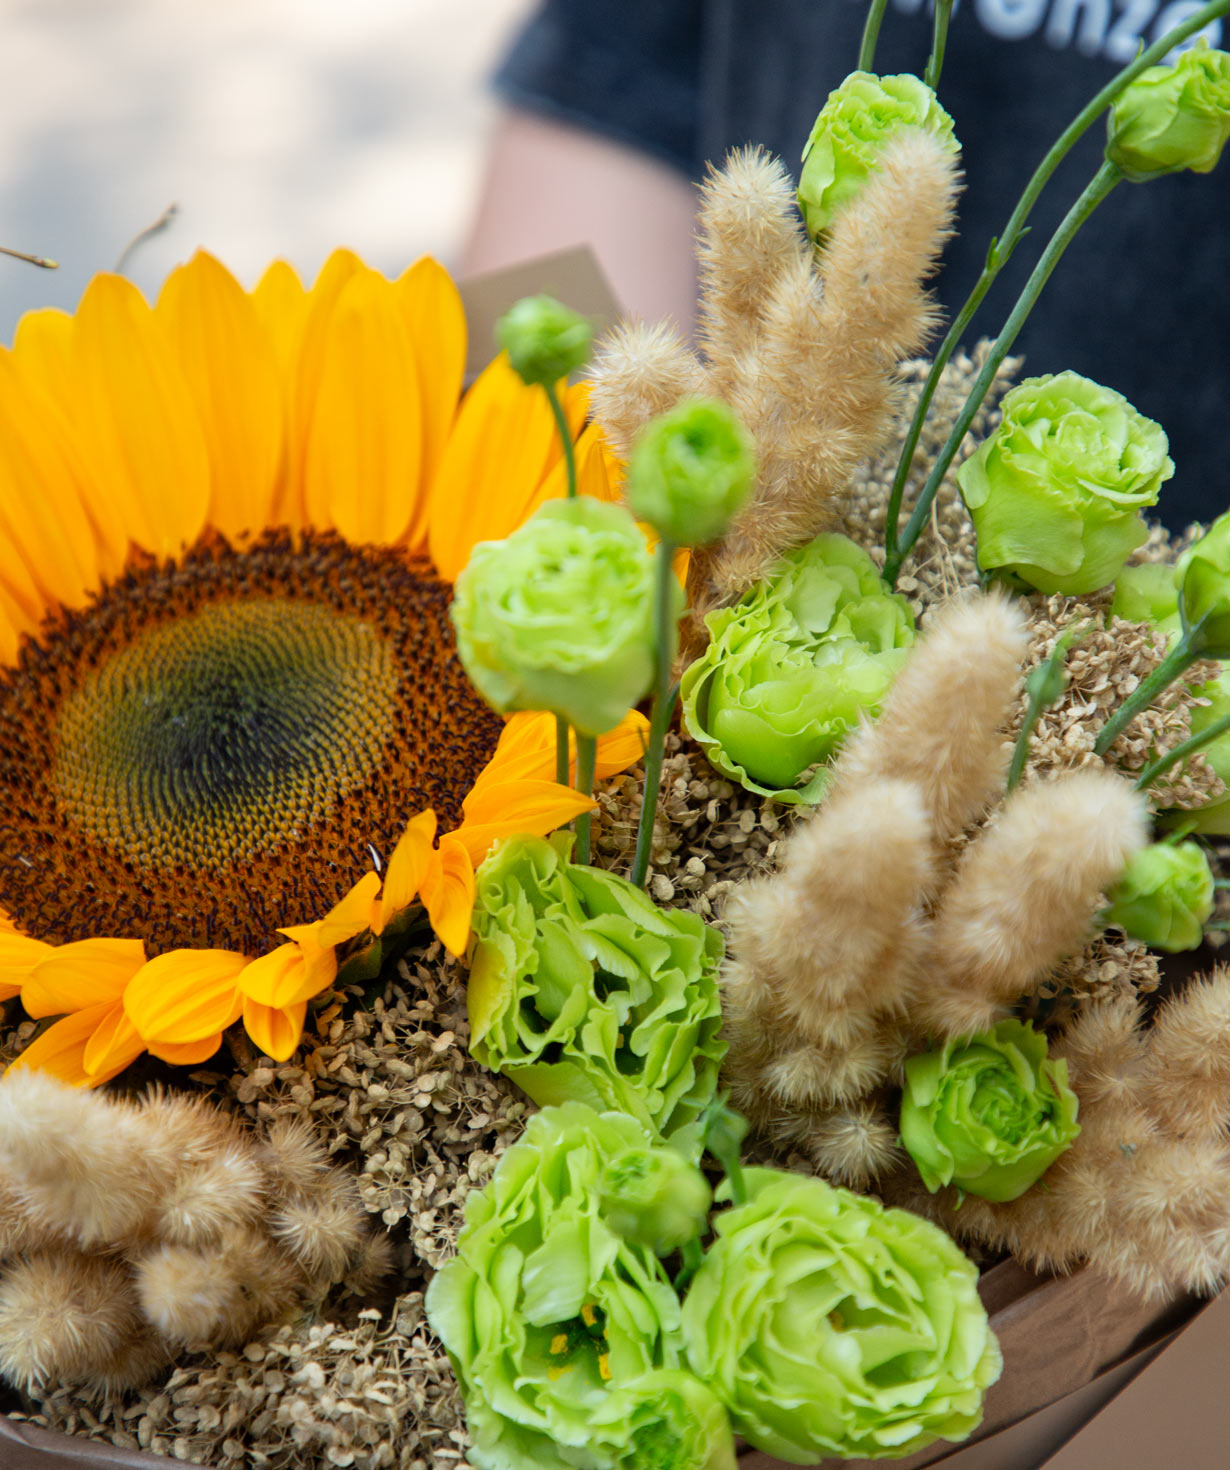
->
<box><xmin>1107</xmin><ymin>40</ymin><xmax>1230</xmax><ymax>181</ymax></box>
<box><xmin>1106</xmin><ymin>839</ymin><xmax>1214</xmax><ymax>952</ymax></box>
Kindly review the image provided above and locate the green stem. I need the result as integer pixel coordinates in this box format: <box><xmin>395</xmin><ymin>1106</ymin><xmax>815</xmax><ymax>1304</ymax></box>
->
<box><xmin>1094</xmin><ymin>633</ymin><xmax>1198</xmax><ymax>756</ymax></box>
<box><xmin>882</xmin><ymin>0</ymin><xmax>1230</xmax><ymax>584</ymax></box>
<box><xmin>555</xmin><ymin>714</ymin><xmax>570</xmax><ymax>787</ymax></box>
<box><xmin>631</xmin><ymin>541</ymin><xmax>680</xmax><ymax>889</ymax></box>
<box><xmin>674</xmin><ymin>1237</ymin><xmax>705</xmax><ymax>1294</ymax></box>
<box><xmin>924</xmin><ymin>0</ymin><xmax>954</xmax><ymax>90</ymax></box>
<box><xmin>858</xmin><ymin>0</ymin><xmax>890</xmax><ymax>71</ymax></box>
<box><xmin>574</xmin><ymin>734</ymin><xmax>597</xmax><ymax>864</ymax></box>
<box><xmin>1007</xmin><ymin>682</ymin><xmax>1047</xmax><ymax>794</ymax></box>
<box><xmin>544</xmin><ymin>381</ymin><xmax>577</xmax><ymax>499</ymax></box>
<box><xmin>1136</xmin><ymin>710</ymin><xmax>1230</xmax><ymax>791</ymax></box>
<box><xmin>885</xmin><ymin>160</ymin><xmax>1122</xmax><ymax>586</ymax></box>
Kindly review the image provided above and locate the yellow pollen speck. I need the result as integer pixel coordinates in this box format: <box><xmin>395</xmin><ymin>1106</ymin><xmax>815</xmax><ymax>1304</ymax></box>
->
<box><xmin>580</xmin><ymin>1303</ymin><xmax>597</xmax><ymax>1327</ymax></box>
<box><xmin>598</xmin><ymin>1353</ymin><xmax>611</xmax><ymax>1381</ymax></box>
<box><xmin>550</xmin><ymin>1334</ymin><xmax>569</xmax><ymax>1356</ymax></box>
<box><xmin>548</xmin><ymin>1365</ymin><xmax>573</xmax><ymax>1382</ymax></box>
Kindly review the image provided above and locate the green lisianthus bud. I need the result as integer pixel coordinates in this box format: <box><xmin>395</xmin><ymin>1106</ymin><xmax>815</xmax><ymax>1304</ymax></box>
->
<box><xmin>900</xmin><ymin>1021</ymin><xmax>1081</xmax><ymax>1203</ymax></box>
<box><xmin>599</xmin><ymin>1147</ymin><xmax>712</xmax><ymax>1255</ymax></box>
<box><xmin>1106</xmin><ymin>40</ymin><xmax>1230</xmax><ymax>183</ymax></box>
<box><xmin>626</xmin><ymin>399</ymin><xmax>756</xmax><ymax>548</ymax></box>
<box><xmin>957</xmin><ymin>372</ymin><xmax>1173</xmax><ymax>595</ymax></box>
<box><xmin>592</xmin><ymin>1371</ymin><xmax>737</xmax><ymax>1470</ymax></box>
<box><xmin>681</xmin><ymin>1168</ymin><xmax>1001</xmax><ymax>1462</ymax></box>
<box><xmin>1182</xmin><ymin>668</ymin><xmax>1230</xmax><ymax>833</ymax></box>
<box><xmin>495</xmin><ymin>294</ymin><xmax>593</xmax><ymax>386</ymax></box>
<box><xmin>680</xmin><ymin>532</ymin><xmax>915</xmax><ymax>802</ymax></box>
<box><xmin>798</xmin><ymin>71</ymin><xmax>959</xmax><ymax>239</ymax></box>
<box><xmin>452</xmin><ymin>497</ymin><xmax>669</xmax><ymax>736</ymax></box>
<box><xmin>1110</xmin><ymin>561</ymin><xmax>1182</xmax><ymax>640</ymax></box>
<box><xmin>1106</xmin><ymin>839</ymin><xmax>1214</xmax><ymax>952</ymax></box>
<box><xmin>1178</xmin><ymin>510</ymin><xmax>1230</xmax><ymax>656</ymax></box>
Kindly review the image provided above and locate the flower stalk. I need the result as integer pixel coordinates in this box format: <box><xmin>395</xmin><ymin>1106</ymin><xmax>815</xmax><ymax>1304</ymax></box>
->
<box><xmin>544</xmin><ymin>380</ymin><xmax>578</xmax><ymax>499</ymax></box>
<box><xmin>925</xmin><ymin>0</ymin><xmax>954</xmax><ymax>91</ymax></box>
<box><xmin>882</xmin><ymin>0</ymin><xmax>1230</xmax><ymax>585</ymax></box>
<box><xmin>631</xmin><ymin>539</ymin><xmax>680</xmax><ymax>887</ymax></box>
<box><xmin>858</xmin><ymin>0</ymin><xmax>890</xmax><ymax>72</ymax></box>
<box><xmin>1136</xmin><ymin>708</ymin><xmax>1230</xmax><ymax>790</ymax></box>
<box><xmin>1095</xmin><ymin>625</ymin><xmax>1204</xmax><ymax>755</ymax></box>
<box><xmin>574</xmin><ymin>732</ymin><xmax>597</xmax><ymax>863</ymax></box>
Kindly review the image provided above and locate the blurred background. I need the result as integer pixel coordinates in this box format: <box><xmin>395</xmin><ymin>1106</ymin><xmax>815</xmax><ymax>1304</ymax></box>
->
<box><xmin>0</xmin><ymin>0</ymin><xmax>532</xmax><ymax>340</ymax></box>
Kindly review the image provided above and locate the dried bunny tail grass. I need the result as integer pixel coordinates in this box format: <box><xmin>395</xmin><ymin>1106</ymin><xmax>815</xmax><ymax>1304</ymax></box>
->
<box><xmin>587</xmin><ymin>319</ymin><xmax>704</xmax><ymax>458</ymax></box>
<box><xmin>134</xmin><ymin>1226</ymin><xmax>303</xmax><ymax>1348</ymax></box>
<box><xmin>1055</xmin><ymin>993</ymin><xmax>1149</xmax><ymax>1109</ymax></box>
<box><xmin>341</xmin><ymin>1229</ymin><xmax>395</xmax><ymax>1298</ymax></box>
<box><xmin>835</xmin><ymin>591</ymin><xmax>1029</xmax><ymax>846</ymax></box>
<box><xmin>805</xmin><ymin>1100</ymin><xmax>903</xmax><ymax>1191</ymax></box>
<box><xmin>1138</xmin><ymin>968</ymin><xmax>1230</xmax><ymax>1139</ymax></box>
<box><xmin>0</xmin><ymin>1071</ymin><xmax>166</xmax><ymax>1247</ymax></box>
<box><xmin>695</xmin><ymin>144</ymin><xmax>809</xmax><ymax>391</ymax></box>
<box><xmin>269</xmin><ymin>1171</ymin><xmax>368</xmax><ymax>1284</ymax></box>
<box><xmin>260</xmin><ymin>1115</ymin><xmax>333</xmax><ymax>1195</ymax></box>
<box><xmin>918</xmin><ymin>769</ymin><xmax>1149</xmax><ymax>1037</ymax></box>
<box><xmin>758</xmin><ymin>1027</ymin><xmax>902</xmax><ymax>1112</ymax></box>
<box><xmin>154</xmin><ymin>1140</ymin><xmax>266</xmax><ymax>1248</ymax></box>
<box><xmin>724</xmin><ymin>777</ymin><xmax>933</xmax><ymax>1043</ymax></box>
<box><xmin>0</xmin><ymin>1251</ymin><xmax>155</xmax><ymax>1395</ymax></box>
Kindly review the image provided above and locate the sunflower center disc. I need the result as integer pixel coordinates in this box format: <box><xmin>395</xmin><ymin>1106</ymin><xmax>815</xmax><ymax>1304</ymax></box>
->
<box><xmin>0</xmin><ymin>531</ymin><xmax>505</xmax><ymax>955</ymax></box>
<box><xmin>53</xmin><ymin>598</ymin><xmax>397</xmax><ymax>871</ymax></box>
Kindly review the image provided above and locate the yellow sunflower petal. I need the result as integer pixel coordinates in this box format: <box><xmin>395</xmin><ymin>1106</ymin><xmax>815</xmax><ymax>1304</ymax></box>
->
<box><xmin>71</xmin><ymin>273</ymin><xmax>211</xmax><ymax>559</ymax></box>
<box><xmin>396</xmin><ymin>258</ymin><xmax>466</xmax><ymax>550</ymax></box>
<box><xmin>0</xmin><ymin>916</ymin><xmax>54</xmax><ymax>999</ymax></box>
<box><xmin>376</xmin><ymin>809</ymin><xmax>437</xmax><ymax>933</ymax></box>
<box><xmin>304</xmin><ymin>269</ymin><xmax>422</xmax><ymax>545</ymax></box>
<box><xmin>157</xmin><ymin>250</ymin><xmax>284</xmax><ymax>541</ymax></box>
<box><xmin>251</xmin><ymin>258</ymin><xmax>310</xmax><ymax>382</ymax></box>
<box><xmin>449</xmin><ymin>781</ymin><xmax>598</xmax><ymax>867</ymax></box>
<box><xmin>420</xmin><ymin>836</ymin><xmax>476</xmax><ymax>958</ymax></box>
<box><xmin>4</xmin><ymin>1002</ymin><xmax>126</xmax><ymax>1088</ymax></box>
<box><xmin>21</xmin><ymin>937</ymin><xmax>146</xmax><ymax>1019</ymax></box>
<box><xmin>81</xmin><ymin>1002</ymin><xmax>146</xmax><ymax>1080</ymax></box>
<box><xmin>468</xmin><ymin>709</ymin><xmax>649</xmax><ymax>793</ymax></box>
<box><xmin>242</xmin><ymin>997</ymin><xmax>307</xmax><ymax>1063</ymax></box>
<box><xmin>280</xmin><ymin>248</ymin><xmax>364</xmax><ymax>529</ymax></box>
<box><xmin>428</xmin><ymin>354</ymin><xmax>577</xmax><ymax>582</ymax></box>
<box><xmin>12</xmin><ymin>306</ymin><xmax>73</xmax><ymax>387</ymax></box>
<box><xmin>237</xmin><ymin>941</ymin><xmax>336</xmax><ymax>1010</ymax></box>
<box><xmin>279</xmin><ymin>870</ymin><xmax>382</xmax><ymax>952</ymax></box>
<box><xmin>147</xmin><ymin>1035</ymin><xmax>224</xmax><ymax>1067</ymax></box>
<box><xmin>0</xmin><ymin>593</ymin><xmax>23</xmax><ymax>666</ymax></box>
<box><xmin>0</xmin><ymin>349</ymin><xmax>105</xmax><ymax>618</ymax></box>
<box><xmin>123</xmin><ymin>949</ymin><xmax>247</xmax><ymax>1044</ymax></box>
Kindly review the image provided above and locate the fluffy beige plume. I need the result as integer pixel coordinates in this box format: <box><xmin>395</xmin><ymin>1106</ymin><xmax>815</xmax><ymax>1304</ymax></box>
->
<box><xmin>834</xmin><ymin>592</ymin><xmax>1029</xmax><ymax>847</ymax></box>
<box><xmin>694</xmin><ymin>145</ymin><xmax>808</xmax><ymax>397</ymax></box>
<box><xmin>586</xmin><ymin>319</ymin><xmax>705</xmax><ymax>458</ymax></box>
<box><xmin>918</xmin><ymin>770</ymin><xmax>1149</xmax><ymax>1037</ymax></box>
<box><xmin>261</xmin><ymin>1115</ymin><xmax>333</xmax><ymax>1194</ymax></box>
<box><xmin>1138</xmin><ymin>970</ymin><xmax>1230</xmax><ymax>1139</ymax></box>
<box><xmin>154</xmin><ymin>1143</ymin><xmax>266</xmax><ymax>1248</ymax></box>
<box><xmin>270</xmin><ymin>1173</ymin><xmax>367</xmax><ymax>1282</ymax></box>
<box><xmin>805</xmin><ymin>1101</ymin><xmax>903</xmax><ymax>1191</ymax></box>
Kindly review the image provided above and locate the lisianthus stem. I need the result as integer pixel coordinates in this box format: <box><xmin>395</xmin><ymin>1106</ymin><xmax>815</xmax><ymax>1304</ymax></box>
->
<box><xmin>885</xmin><ymin>160</ymin><xmax>1122</xmax><ymax>587</ymax></box>
<box><xmin>543</xmin><ymin>381</ymin><xmax>578</xmax><ymax>499</ymax></box>
<box><xmin>858</xmin><ymin>0</ymin><xmax>889</xmax><ymax>71</ymax></box>
<box><xmin>1136</xmin><ymin>710</ymin><xmax>1230</xmax><ymax>790</ymax></box>
<box><xmin>924</xmin><ymin>0</ymin><xmax>953</xmax><ymax>90</ymax></box>
<box><xmin>575</xmin><ymin>733</ymin><xmax>598</xmax><ymax>863</ymax></box>
<box><xmin>631</xmin><ymin>540</ymin><xmax>680</xmax><ymax>889</ymax></box>
<box><xmin>882</xmin><ymin>0</ymin><xmax>1230</xmax><ymax>586</ymax></box>
<box><xmin>1007</xmin><ymin>673</ymin><xmax>1051</xmax><ymax>794</ymax></box>
<box><xmin>555</xmin><ymin>714</ymin><xmax>570</xmax><ymax>786</ymax></box>
<box><xmin>1095</xmin><ymin>632</ymin><xmax>1198</xmax><ymax>756</ymax></box>
<box><xmin>674</xmin><ymin>1237</ymin><xmax>705</xmax><ymax>1293</ymax></box>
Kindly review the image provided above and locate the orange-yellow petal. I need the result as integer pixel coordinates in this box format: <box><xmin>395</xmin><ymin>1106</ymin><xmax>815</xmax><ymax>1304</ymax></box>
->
<box><xmin>12</xmin><ymin>306</ymin><xmax>73</xmax><ymax>388</ymax></box>
<box><xmin>157</xmin><ymin>250</ymin><xmax>284</xmax><ymax>540</ymax></box>
<box><xmin>448</xmin><ymin>781</ymin><xmax>598</xmax><ymax>867</ymax></box>
<box><xmin>376</xmin><ymin>809</ymin><xmax>437</xmax><ymax>933</ymax></box>
<box><xmin>81</xmin><ymin>1002</ymin><xmax>146</xmax><ymax>1080</ymax></box>
<box><xmin>396</xmin><ymin>257</ymin><xmax>466</xmax><ymax>550</ymax></box>
<box><xmin>147</xmin><ymin>1034</ymin><xmax>224</xmax><ymax>1066</ymax></box>
<box><xmin>0</xmin><ymin>921</ymin><xmax>55</xmax><ymax>1001</ymax></box>
<box><xmin>303</xmin><ymin>269</ymin><xmax>422</xmax><ymax>545</ymax></box>
<box><xmin>5</xmin><ymin>1002</ymin><xmax>128</xmax><ymax>1088</ymax></box>
<box><xmin>21</xmin><ymin>937</ymin><xmax>146</xmax><ymax>1019</ymax></box>
<box><xmin>123</xmin><ymin>949</ymin><xmax>247</xmax><ymax>1044</ymax></box>
<box><xmin>280</xmin><ymin>870</ymin><xmax>381</xmax><ymax>951</ymax></box>
<box><xmin>242</xmin><ymin>997</ymin><xmax>307</xmax><ymax>1063</ymax></box>
<box><xmin>421</xmin><ymin>836</ymin><xmax>476</xmax><ymax>958</ymax></box>
<box><xmin>250</xmin><ymin>258</ymin><xmax>310</xmax><ymax>383</ymax></box>
<box><xmin>70</xmin><ymin>273</ymin><xmax>211</xmax><ymax>559</ymax></box>
<box><xmin>428</xmin><ymin>354</ymin><xmax>577</xmax><ymax>582</ymax></box>
<box><xmin>471</xmin><ymin>709</ymin><xmax>649</xmax><ymax>792</ymax></box>
<box><xmin>237</xmin><ymin>941</ymin><xmax>336</xmax><ymax>1010</ymax></box>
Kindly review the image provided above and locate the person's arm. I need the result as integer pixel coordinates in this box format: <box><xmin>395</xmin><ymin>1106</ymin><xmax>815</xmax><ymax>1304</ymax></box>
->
<box><xmin>460</xmin><ymin>107</ymin><xmax>699</xmax><ymax>333</ymax></box>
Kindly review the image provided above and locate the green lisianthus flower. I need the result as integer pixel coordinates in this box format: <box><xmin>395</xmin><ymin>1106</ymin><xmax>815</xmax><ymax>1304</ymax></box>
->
<box><xmin>681</xmin><ymin>1168</ymin><xmax>1001</xmax><ymax>1462</ymax></box>
<box><xmin>1110</xmin><ymin>561</ymin><xmax>1182</xmax><ymax>639</ymax></box>
<box><xmin>798</xmin><ymin>72</ymin><xmax>959</xmax><ymax>239</ymax></box>
<box><xmin>496</xmin><ymin>294</ymin><xmax>593</xmax><ymax>386</ymax></box>
<box><xmin>425</xmin><ymin>1103</ymin><xmax>688</xmax><ymax>1470</ymax></box>
<box><xmin>451</xmin><ymin>497</ymin><xmax>668</xmax><ymax>736</ymax></box>
<box><xmin>1107</xmin><ymin>40</ymin><xmax>1230</xmax><ymax>182</ymax></box>
<box><xmin>599</xmin><ymin>1148</ymin><xmax>712</xmax><ymax>1255</ymax></box>
<box><xmin>680</xmin><ymin>532</ymin><xmax>915</xmax><ymax>802</ymax></box>
<box><xmin>1178</xmin><ymin>510</ymin><xmax>1230</xmax><ymax>656</ymax></box>
<box><xmin>627</xmin><ymin>398</ymin><xmax>756</xmax><ymax>548</ymax></box>
<box><xmin>1106</xmin><ymin>839</ymin><xmax>1214</xmax><ymax>952</ymax></box>
<box><xmin>590</xmin><ymin>1371</ymin><xmax>737</xmax><ymax>1470</ymax></box>
<box><xmin>468</xmin><ymin>833</ymin><xmax>726</xmax><ymax>1140</ymax></box>
<box><xmin>957</xmin><ymin>372</ymin><xmax>1173</xmax><ymax>596</ymax></box>
<box><xmin>901</xmin><ymin>1021</ymin><xmax>1080</xmax><ymax>1203</ymax></box>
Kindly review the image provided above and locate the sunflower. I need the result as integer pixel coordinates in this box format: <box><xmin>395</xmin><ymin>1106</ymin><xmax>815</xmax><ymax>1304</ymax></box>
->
<box><xmin>0</xmin><ymin>248</ymin><xmax>645</xmax><ymax>1084</ymax></box>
